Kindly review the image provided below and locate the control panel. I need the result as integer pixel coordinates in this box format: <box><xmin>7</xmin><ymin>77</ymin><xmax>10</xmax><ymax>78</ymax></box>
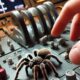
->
<box><xmin>0</xmin><ymin>1</ymin><xmax>80</xmax><ymax>80</ymax></box>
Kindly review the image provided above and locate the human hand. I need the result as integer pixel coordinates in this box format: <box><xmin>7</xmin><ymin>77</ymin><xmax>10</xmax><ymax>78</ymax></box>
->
<box><xmin>51</xmin><ymin>0</ymin><xmax>80</xmax><ymax>65</ymax></box>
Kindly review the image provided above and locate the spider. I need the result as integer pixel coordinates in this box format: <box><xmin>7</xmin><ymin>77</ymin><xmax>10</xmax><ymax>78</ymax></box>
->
<box><xmin>14</xmin><ymin>48</ymin><xmax>62</xmax><ymax>80</ymax></box>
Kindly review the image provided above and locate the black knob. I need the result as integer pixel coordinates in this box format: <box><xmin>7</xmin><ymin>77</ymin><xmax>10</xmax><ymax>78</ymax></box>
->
<box><xmin>10</xmin><ymin>44</ymin><xmax>15</xmax><ymax>51</ymax></box>
<box><xmin>7</xmin><ymin>40</ymin><xmax>15</xmax><ymax>51</ymax></box>
<box><xmin>51</xmin><ymin>42</ymin><xmax>59</xmax><ymax>50</ymax></box>
<box><xmin>66</xmin><ymin>47</ymin><xmax>71</xmax><ymax>54</ymax></box>
<box><xmin>65</xmin><ymin>47</ymin><xmax>72</xmax><ymax>59</ymax></box>
<box><xmin>7</xmin><ymin>39</ymin><xmax>11</xmax><ymax>47</ymax></box>
<box><xmin>7</xmin><ymin>58</ymin><xmax>14</xmax><ymax>65</ymax></box>
<box><xmin>47</xmin><ymin>35</ymin><xmax>54</xmax><ymax>41</ymax></box>
<box><xmin>17</xmin><ymin>55</ymin><xmax>22</xmax><ymax>60</ymax></box>
<box><xmin>65</xmin><ymin>70</ymin><xmax>78</xmax><ymax>80</ymax></box>
<box><xmin>0</xmin><ymin>45</ymin><xmax>5</xmax><ymax>56</ymax></box>
<box><xmin>39</xmin><ymin>35</ymin><xmax>48</xmax><ymax>46</ymax></box>
<box><xmin>61</xmin><ymin>47</ymin><xmax>72</xmax><ymax>61</ymax></box>
<box><xmin>59</xmin><ymin>38</ymin><xmax>67</xmax><ymax>47</ymax></box>
<box><xmin>50</xmin><ymin>77</ymin><xmax>60</xmax><ymax>80</ymax></box>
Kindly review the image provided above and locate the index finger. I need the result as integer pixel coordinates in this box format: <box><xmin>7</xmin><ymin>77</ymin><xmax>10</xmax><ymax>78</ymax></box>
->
<box><xmin>51</xmin><ymin>0</ymin><xmax>80</xmax><ymax>37</ymax></box>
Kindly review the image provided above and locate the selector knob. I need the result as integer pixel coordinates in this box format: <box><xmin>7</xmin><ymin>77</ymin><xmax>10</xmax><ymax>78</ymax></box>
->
<box><xmin>59</xmin><ymin>38</ymin><xmax>67</xmax><ymax>47</ymax></box>
<box><xmin>51</xmin><ymin>77</ymin><xmax>60</xmax><ymax>80</ymax></box>
<box><xmin>65</xmin><ymin>47</ymin><xmax>71</xmax><ymax>60</ymax></box>
<box><xmin>39</xmin><ymin>35</ymin><xmax>48</xmax><ymax>46</ymax></box>
<box><xmin>17</xmin><ymin>55</ymin><xmax>22</xmax><ymax>60</ymax></box>
<box><xmin>47</xmin><ymin>35</ymin><xmax>54</xmax><ymax>41</ymax></box>
<box><xmin>64</xmin><ymin>70</ymin><xmax>79</xmax><ymax>80</ymax></box>
<box><xmin>0</xmin><ymin>45</ymin><xmax>5</xmax><ymax>56</ymax></box>
<box><xmin>51</xmin><ymin>42</ymin><xmax>59</xmax><ymax>50</ymax></box>
<box><xmin>10</xmin><ymin>44</ymin><xmax>15</xmax><ymax>51</ymax></box>
<box><xmin>7</xmin><ymin>39</ymin><xmax>11</xmax><ymax>47</ymax></box>
<box><xmin>66</xmin><ymin>47</ymin><xmax>71</xmax><ymax>54</ymax></box>
<box><xmin>7</xmin><ymin>40</ymin><xmax>15</xmax><ymax>51</ymax></box>
<box><xmin>7</xmin><ymin>58</ymin><xmax>14</xmax><ymax>65</ymax></box>
<box><xmin>0</xmin><ymin>66</ymin><xmax>7</xmax><ymax>80</ymax></box>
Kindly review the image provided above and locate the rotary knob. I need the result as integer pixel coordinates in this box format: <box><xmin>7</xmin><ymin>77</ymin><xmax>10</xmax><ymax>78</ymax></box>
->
<box><xmin>7</xmin><ymin>39</ymin><xmax>11</xmax><ymax>47</ymax></box>
<box><xmin>10</xmin><ymin>44</ymin><xmax>15</xmax><ymax>51</ymax></box>
<box><xmin>51</xmin><ymin>42</ymin><xmax>59</xmax><ymax>50</ymax></box>
<box><xmin>17</xmin><ymin>55</ymin><xmax>22</xmax><ymax>60</ymax></box>
<box><xmin>0</xmin><ymin>45</ymin><xmax>5</xmax><ymax>56</ymax></box>
<box><xmin>0</xmin><ymin>66</ymin><xmax>7</xmax><ymax>80</ymax></box>
<box><xmin>7</xmin><ymin>40</ymin><xmax>15</xmax><ymax>51</ymax></box>
<box><xmin>7</xmin><ymin>58</ymin><xmax>14</xmax><ymax>65</ymax></box>
<box><xmin>51</xmin><ymin>77</ymin><xmax>60</xmax><ymax>80</ymax></box>
<box><xmin>59</xmin><ymin>38</ymin><xmax>67</xmax><ymax>47</ymax></box>
<box><xmin>62</xmin><ymin>47</ymin><xmax>72</xmax><ymax>60</ymax></box>
<box><xmin>65</xmin><ymin>47</ymin><xmax>71</xmax><ymax>60</ymax></box>
<box><xmin>39</xmin><ymin>35</ymin><xmax>48</xmax><ymax>46</ymax></box>
<box><xmin>64</xmin><ymin>70</ymin><xmax>79</xmax><ymax>80</ymax></box>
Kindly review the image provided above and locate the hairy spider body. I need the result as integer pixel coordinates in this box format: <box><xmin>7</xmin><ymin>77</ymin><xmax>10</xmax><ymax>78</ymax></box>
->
<box><xmin>14</xmin><ymin>48</ymin><xmax>62</xmax><ymax>80</ymax></box>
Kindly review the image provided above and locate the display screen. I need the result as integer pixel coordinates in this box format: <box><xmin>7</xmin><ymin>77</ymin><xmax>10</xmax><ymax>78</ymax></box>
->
<box><xmin>0</xmin><ymin>0</ymin><xmax>25</xmax><ymax>13</ymax></box>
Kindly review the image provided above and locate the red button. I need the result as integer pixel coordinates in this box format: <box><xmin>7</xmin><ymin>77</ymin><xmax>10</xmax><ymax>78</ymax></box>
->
<box><xmin>0</xmin><ymin>66</ymin><xmax>7</xmax><ymax>80</ymax></box>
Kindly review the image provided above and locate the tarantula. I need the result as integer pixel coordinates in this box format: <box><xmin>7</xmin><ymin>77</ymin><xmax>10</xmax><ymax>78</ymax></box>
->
<box><xmin>14</xmin><ymin>48</ymin><xmax>62</xmax><ymax>80</ymax></box>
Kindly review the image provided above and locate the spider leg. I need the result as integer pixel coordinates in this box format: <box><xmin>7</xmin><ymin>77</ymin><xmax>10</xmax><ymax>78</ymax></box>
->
<box><xmin>25</xmin><ymin>64</ymin><xmax>30</xmax><ymax>77</ymax></box>
<box><xmin>43</xmin><ymin>59</ymin><xmax>59</xmax><ymax>77</ymax></box>
<box><xmin>17</xmin><ymin>58</ymin><xmax>29</xmax><ymax>68</ymax></box>
<box><xmin>45</xmin><ymin>54</ymin><xmax>62</xmax><ymax>65</ymax></box>
<box><xmin>33</xmin><ymin>65</ymin><xmax>39</xmax><ymax>80</ymax></box>
<box><xmin>14</xmin><ymin>61</ymin><xmax>28</xmax><ymax>80</ymax></box>
<box><xmin>40</xmin><ymin>63</ymin><xmax>48</xmax><ymax>80</ymax></box>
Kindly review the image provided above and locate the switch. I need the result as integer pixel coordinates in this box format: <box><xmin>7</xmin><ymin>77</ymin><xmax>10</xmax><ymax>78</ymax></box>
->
<box><xmin>65</xmin><ymin>47</ymin><xmax>71</xmax><ymax>60</ymax></box>
<box><xmin>51</xmin><ymin>77</ymin><xmax>60</xmax><ymax>80</ymax></box>
<box><xmin>3</xmin><ymin>59</ymin><xmax>6</xmax><ymax>63</ymax></box>
<box><xmin>7</xmin><ymin>39</ymin><xmax>11</xmax><ymax>47</ymax></box>
<box><xmin>61</xmin><ymin>47</ymin><xmax>72</xmax><ymax>61</ymax></box>
<box><xmin>7</xmin><ymin>58</ymin><xmax>14</xmax><ymax>65</ymax></box>
<box><xmin>39</xmin><ymin>35</ymin><xmax>48</xmax><ymax>46</ymax></box>
<box><xmin>66</xmin><ymin>47</ymin><xmax>71</xmax><ymax>54</ymax></box>
<box><xmin>17</xmin><ymin>55</ymin><xmax>22</xmax><ymax>60</ymax></box>
<box><xmin>10</xmin><ymin>44</ymin><xmax>15</xmax><ymax>51</ymax></box>
<box><xmin>7</xmin><ymin>40</ymin><xmax>15</xmax><ymax>52</ymax></box>
<box><xmin>51</xmin><ymin>42</ymin><xmax>59</xmax><ymax>50</ymax></box>
<box><xmin>0</xmin><ymin>65</ymin><xmax>7</xmax><ymax>80</ymax></box>
<box><xmin>64</xmin><ymin>70</ymin><xmax>79</xmax><ymax>80</ymax></box>
<box><xmin>58</xmin><ymin>38</ymin><xmax>68</xmax><ymax>47</ymax></box>
<box><xmin>47</xmin><ymin>35</ymin><xmax>54</xmax><ymax>41</ymax></box>
<box><xmin>0</xmin><ymin>45</ymin><xmax>5</xmax><ymax>56</ymax></box>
